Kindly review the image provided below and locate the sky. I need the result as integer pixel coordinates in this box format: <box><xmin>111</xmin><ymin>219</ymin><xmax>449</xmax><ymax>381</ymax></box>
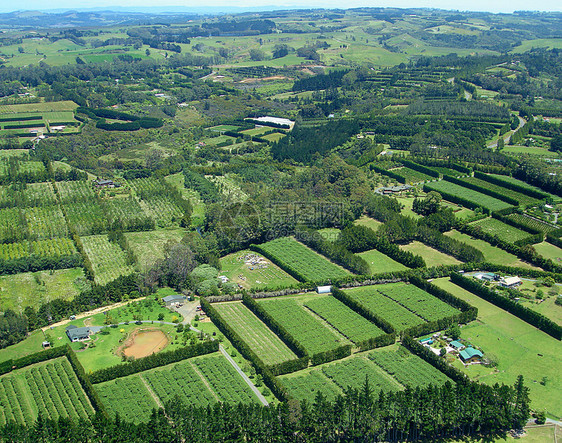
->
<box><xmin>3</xmin><ymin>0</ymin><xmax>562</xmax><ymax>14</ymax></box>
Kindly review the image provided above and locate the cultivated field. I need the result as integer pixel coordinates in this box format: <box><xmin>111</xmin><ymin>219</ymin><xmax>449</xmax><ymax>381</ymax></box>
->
<box><xmin>343</xmin><ymin>285</ymin><xmax>426</xmax><ymax>331</ymax></box>
<box><xmin>425</xmin><ymin>180</ymin><xmax>514</xmax><ymax>212</ymax></box>
<box><xmin>459</xmin><ymin>177</ymin><xmax>540</xmax><ymax>206</ymax></box>
<box><xmin>0</xmin><ymin>357</ymin><xmax>94</xmax><ymax>426</ymax></box>
<box><xmin>80</xmin><ymin>235</ymin><xmax>135</xmax><ymax>285</ymax></box>
<box><xmin>256</xmin><ymin>297</ymin><xmax>351</xmax><ymax>354</ymax></box>
<box><xmin>470</xmin><ymin>218</ymin><xmax>532</xmax><ymax>243</ymax></box>
<box><xmin>125</xmin><ymin>229</ymin><xmax>185</xmax><ymax>271</ymax></box>
<box><xmin>257</xmin><ymin>237</ymin><xmax>351</xmax><ymax>282</ymax></box>
<box><xmin>213</xmin><ymin>302</ymin><xmax>297</xmax><ymax>365</ymax></box>
<box><xmin>96</xmin><ymin>353</ymin><xmax>259</xmax><ymax>423</ymax></box>
<box><xmin>357</xmin><ymin>248</ymin><xmax>408</xmax><ymax>274</ymax></box>
<box><xmin>506</xmin><ymin>214</ymin><xmax>558</xmax><ymax>234</ymax></box>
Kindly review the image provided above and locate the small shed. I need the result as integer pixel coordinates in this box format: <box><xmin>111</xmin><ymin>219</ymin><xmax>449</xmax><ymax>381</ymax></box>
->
<box><xmin>459</xmin><ymin>347</ymin><xmax>483</xmax><ymax>363</ymax></box>
<box><xmin>317</xmin><ymin>285</ymin><xmax>332</xmax><ymax>294</ymax></box>
<box><xmin>65</xmin><ymin>325</ymin><xmax>91</xmax><ymax>342</ymax></box>
<box><xmin>450</xmin><ymin>340</ymin><xmax>465</xmax><ymax>351</ymax></box>
<box><xmin>42</xmin><ymin>341</ymin><xmax>51</xmax><ymax>349</ymax></box>
<box><xmin>163</xmin><ymin>294</ymin><xmax>186</xmax><ymax>307</ymax></box>
<box><xmin>420</xmin><ymin>337</ymin><xmax>433</xmax><ymax>345</ymax></box>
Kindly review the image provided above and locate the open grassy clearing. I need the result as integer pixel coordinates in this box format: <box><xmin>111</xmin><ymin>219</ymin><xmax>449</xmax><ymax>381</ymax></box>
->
<box><xmin>213</xmin><ymin>302</ymin><xmax>297</xmax><ymax>365</ymax></box>
<box><xmin>444</xmin><ymin>230</ymin><xmax>538</xmax><ymax>269</ymax></box>
<box><xmin>0</xmin><ymin>357</ymin><xmax>94</xmax><ymax>426</ymax></box>
<box><xmin>357</xmin><ymin>248</ymin><xmax>408</xmax><ymax>274</ymax></box>
<box><xmin>303</xmin><ymin>296</ymin><xmax>385</xmax><ymax>344</ymax></box>
<box><xmin>343</xmin><ymin>285</ymin><xmax>425</xmax><ymax>331</ymax></box>
<box><xmin>257</xmin><ymin>237</ymin><xmax>351</xmax><ymax>282</ymax></box>
<box><xmin>432</xmin><ymin>277</ymin><xmax>562</xmax><ymax>418</ymax></box>
<box><xmin>124</xmin><ymin>229</ymin><xmax>185</xmax><ymax>271</ymax></box>
<box><xmin>400</xmin><ymin>241</ymin><xmax>462</xmax><ymax>267</ymax></box>
<box><xmin>80</xmin><ymin>234</ymin><xmax>135</xmax><ymax>285</ymax></box>
<box><xmin>354</xmin><ymin>215</ymin><xmax>383</xmax><ymax>231</ymax></box>
<box><xmin>0</xmin><ymin>268</ymin><xmax>88</xmax><ymax>313</ymax></box>
<box><xmin>520</xmin><ymin>296</ymin><xmax>562</xmax><ymax>327</ymax></box>
<box><xmin>470</xmin><ymin>218</ymin><xmax>532</xmax><ymax>243</ymax></box>
<box><xmin>218</xmin><ymin>249</ymin><xmax>298</xmax><ymax>290</ymax></box>
<box><xmin>503</xmin><ymin>145</ymin><xmax>560</xmax><ymax>157</ymax></box>
<box><xmin>395</xmin><ymin>197</ymin><xmax>422</xmax><ymax>219</ymax></box>
<box><xmin>533</xmin><ymin>242</ymin><xmax>562</xmax><ymax>263</ymax></box>
<box><xmin>425</xmin><ymin>180</ymin><xmax>514</xmax><ymax>212</ymax></box>
<box><xmin>256</xmin><ymin>296</ymin><xmax>351</xmax><ymax>355</ymax></box>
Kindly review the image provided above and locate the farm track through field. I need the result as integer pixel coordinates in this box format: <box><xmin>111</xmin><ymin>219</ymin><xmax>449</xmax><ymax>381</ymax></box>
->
<box><xmin>138</xmin><ymin>375</ymin><xmax>164</xmax><ymax>409</ymax></box>
<box><xmin>188</xmin><ymin>361</ymin><xmax>220</xmax><ymax>403</ymax></box>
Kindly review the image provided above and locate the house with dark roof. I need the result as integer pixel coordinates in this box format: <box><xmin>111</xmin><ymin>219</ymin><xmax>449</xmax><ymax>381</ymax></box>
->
<box><xmin>65</xmin><ymin>325</ymin><xmax>91</xmax><ymax>342</ymax></box>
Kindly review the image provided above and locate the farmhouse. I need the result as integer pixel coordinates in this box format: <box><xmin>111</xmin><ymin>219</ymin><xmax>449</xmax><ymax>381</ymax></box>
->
<box><xmin>163</xmin><ymin>294</ymin><xmax>186</xmax><ymax>307</ymax></box>
<box><xmin>94</xmin><ymin>179</ymin><xmax>114</xmax><ymax>188</ymax></box>
<box><xmin>459</xmin><ymin>347</ymin><xmax>483</xmax><ymax>364</ymax></box>
<box><xmin>499</xmin><ymin>276</ymin><xmax>522</xmax><ymax>288</ymax></box>
<box><xmin>375</xmin><ymin>185</ymin><xmax>413</xmax><ymax>196</ymax></box>
<box><xmin>65</xmin><ymin>325</ymin><xmax>92</xmax><ymax>342</ymax></box>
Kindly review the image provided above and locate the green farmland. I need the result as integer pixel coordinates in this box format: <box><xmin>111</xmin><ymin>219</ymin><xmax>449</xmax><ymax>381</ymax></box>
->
<box><xmin>425</xmin><ymin>180</ymin><xmax>514</xmax><ymax>212</ymax></box>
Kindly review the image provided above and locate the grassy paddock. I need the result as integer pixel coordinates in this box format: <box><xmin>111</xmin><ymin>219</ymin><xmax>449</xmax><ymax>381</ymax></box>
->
<box><xmin>399</xmin><ymin>241</ymin><xmax>462</xmax><ymax>267</ymax></box>
<box><xmin>125</xmin><ymin>229</ymin><xmax>185</xmax><ymax>271</ymax></box>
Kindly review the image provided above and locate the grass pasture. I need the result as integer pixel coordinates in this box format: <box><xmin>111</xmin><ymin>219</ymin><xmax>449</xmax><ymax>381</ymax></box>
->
<box><xmin>533</xmin><ymin>241</ymin><xmax>562</xmax><ymax>263</ymax></box>
<box><xmin>0</xmin><ymin>268</ymin><xmax>88</xmax><ymax>313</ymax></box>
<box><xmin>354</xmin><ymin>216</ymin><xmax>383</xmax><ymax>232</ymax></box>
<box><xmin>0</xmin><ymin>357</ymin><xmax>94</xmax><ymax>426</ymax></box>
<box><xmin>432</xmin><ymin>278</ymin><xmax>562</xmax><ymax>418</ymax></box>
<box><xmin>125</xmin><ymin>229</ymin><xmax>185</xmax><ymax>271</ymax></box>
<box><xmin>470</xmin><ymin>218</ymin><xmax>532</xmax><ymax>243</ymax></box>
<box><xmin>213</xmin><ymin>302</ymin><xmax>297</xmax><ymax>365</ymax></box>
<box><xmin>256</xmin><ymin>296</ymin><xmax>351</xmax><ymax>355</ymax></box>
<box><xmin>257</xmin><ymin>237</ymin><xmax>351</xmax><ymax>282</ymax></box>
<box><xmin>218</xmin><ymin>249</ymin><xmax>298</xmax><ymax>290</ymax></box>
<box><xmin>80</xmin><ymin>234</ymin><xmax>135</xmax><ymax>285</ymax></box>
<box><xmin>400</xmin><ymin>241</ymin><xmax>462</xmax><ymax>267</ymax></box>
<box><xmin>357</xmin><ymin>248</ymin><xmax>408</xmax><ymax>274</ymax></box>
<box><xmin>425</xmin><ymin>180</ymin><xmax>514</xmax><ymax>212</ymax></box>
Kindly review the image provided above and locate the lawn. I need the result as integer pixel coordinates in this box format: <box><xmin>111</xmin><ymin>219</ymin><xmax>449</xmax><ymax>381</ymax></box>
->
<box><xmin>533</xmin><ymin>242</ymin><xmax>562</xmax><ymax>263</ymax></box>
<box><xmin>213</xmin><ymin>302</ymin><xmax>297</xmax><ymax>365</ymax></box>
<box><xmin>432</xmin><ymin>277</ymin><xmax>562</xmax><ymax>418</ymax></box>
<box><xmin>125</xmin><ymin>228</ymin><xmax>186</xmax><ymax>271</ymax></box>
<box><xmin>470</xmin><ymin>218</ymin><xmax>532</xmax><ymax>243</ymax></box>
<box><xmin>395</xmin><ymin>197</ymin><xmax>422</xmax><ymax>219</ymax></box>
<box><xmin>400</xmin><ymin>241</ymin><xmax>462</xmax><ymax>267</ymax></box>
<box><xmin>218</xmin><ymin>249</ymin><xmax>299</xmax><ymax>290</ymax></box>
<box><xmin>0</xmin><ymin>268</ymin><xmax>89</xmax><ymax>313</ymax></box>
<box><xmin>444</xmin><ymin>230</ymin><xmax>538</xmax><ymax>269</ymax></box>
<box><xmin>0</xmin><ymin>330</ymin><xmax>47</xmax><ymax>364</ymax></box>
<box><xmin>357</xmin><ymin>248</ymin><xmax>408</xmax><ymax>274</ymax></box>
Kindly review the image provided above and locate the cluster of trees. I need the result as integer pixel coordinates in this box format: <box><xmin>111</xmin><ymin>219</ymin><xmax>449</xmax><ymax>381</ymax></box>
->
<box><xmin>183</xmin><ymin>170</ymin><xmax>220</xmax><ymax>203</ymax></box>
<box><xmin>0</xmin><ymin>310</ymin><xmax>27</xmax><ymax>349</ymax></box>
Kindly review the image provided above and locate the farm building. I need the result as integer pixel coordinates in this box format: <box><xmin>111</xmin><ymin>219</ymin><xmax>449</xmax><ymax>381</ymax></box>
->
<box><xmin>499</xmin><ymin>276</ymin><xmax>522</xmax><ymax>288</ymax></box>
<box><xmin>94</xmin><ymin>179</ymin><xmax>114</xmax><ymax>188</ymax></box>
<box><xmin>65</xmin><ymin>325</ymin><xmax>91</xmax><ymax>342</ymax></box>
<box><xmin>473</xmin><ymin>272</ymin><xmax>497</xmax><ymax>282</ymax></box>
<box><xmin>163</xmin><ymin>294</ymin><xmax>185</xmax><ymax>307</ymax></box>
<box><xmin>450</xmin><ymin>340</ymin><xmax>465</xmax><ymax>351</ymax></box>
<box><xmin>459</xmin><ymin>347</ymin><xmax>483</xmax><ymax>364</ymax></box>
<box><xmin>317</xmin><ymin>285</ymin><xmax>332</xmax><ymax>294</ymax></box>
<box><xmin>375</xmin><ymin>185</ymin><xmax>413</xmax><ymax>196</ymax></box>
<box><xmin>419</xmin><ymin>337</ymin><xmax>433</xmax><ymax>345</ymax></box>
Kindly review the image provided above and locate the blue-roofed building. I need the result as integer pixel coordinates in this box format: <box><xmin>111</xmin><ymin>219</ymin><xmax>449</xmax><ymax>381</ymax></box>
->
<box><xmin>420</xmin><ymin>337</ymin><xmax>433</xmax><ymax>345</ymax></box>
<box><xmin>459</xmin><ymin>347</ymin><xmax>483</xmax><ymax>364</ymax></box>
<box><xmin>450</xmin><ymin>340</ymin><xmax>465</xmax><ymax>350</ymax></box>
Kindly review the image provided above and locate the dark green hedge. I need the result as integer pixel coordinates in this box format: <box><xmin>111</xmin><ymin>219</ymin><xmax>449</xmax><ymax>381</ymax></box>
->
<box><xmin>311</xmin><ymin>345</ymin><xmax>352</xmax><ymax>366</ymax></box>
<box><xmin>401</xmin><ymin>160</ymin><xmax>439</xmax><ymax>178</ymax></box>
<box><xmin>370</xmin><ymin>164</ymin><xmax>406</xmax><ymax>184</ymax></box>
<box><xmin>445</xmin><ymin>175</ymin><xmax>519</xmax><ymax>207</ymax></box>
<box><xmin>473</xmin><ymin>171</ymin><xmax>549</xmax><ymax>200</ymax></box>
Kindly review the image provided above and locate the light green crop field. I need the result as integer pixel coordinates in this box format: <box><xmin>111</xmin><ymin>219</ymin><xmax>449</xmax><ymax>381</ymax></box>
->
<box><xmin>444</xmin><ymin>230</ymin><xmax>538</xmax><ymax>269</ymax></box>
<box><xmin>219</xmin><ymin>249</ymin><xmax>299</xmax><ymax>290</ymax></box>
<box><xmin>357</xmin><ymin>249</ymin><xmax>408</xmax><ymax>274</ymax></box>
<box><xmin>432</xmin><ymin>277</ymin><xmax>562</xmax><ymax>418</ymax></box>
<box><xmin>533</xmin><ymin>242</ymin><xmax>562</xmax><ymax>263</ymax></box>
<box><xmin>0</xmin><ymin>101</ymin><xmax>77</xmax><ymax>114</ymax></box>
<box><xmin>470</xmin><ymin>218</ymin><xmax>532</xmax><ymax>243</ymax></box>
<box><xmin>0</xmin><ymin>268</ymin><xmax>89</xmax><ymax>313</ymax></box>
<box><xmin>213</xmin><ymin>302</ymin><xmax>297</xmax><ymax>365</ymax></box>
<box><xmin>124</xmin><ymin>228</ymin><xmax>186</xmax><ymax>271</ymax></box>
<box><xmin>354</xmin><ymin>215</ymin><xmax>383</xmax><ymax>232</ymax></box>
<box><xmin>81</xmin><ymin>234</ymin><xmax>135</xmax><ymax>285</ymax></box>
<box><xmin>400</xmin><ymin>241</ymin><xmax>462</xmax><ymax>267</ymax></box>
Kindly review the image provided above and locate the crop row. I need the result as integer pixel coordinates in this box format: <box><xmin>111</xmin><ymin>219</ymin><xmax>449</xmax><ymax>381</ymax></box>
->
<box><xmin>459</xmin><ymin>177</ymin><xmax>538</xmax><ymax>206</ymax></box>
<box><xmin>506</xmin><ymin>213</ymin><xmax>557</xmax><ymax>234</ymax></box>
<box><xmin>258</xmin><ymin>237</ymin><xmax>349</xmax><ymax>282</ymax></box>
<box><xmin>213</xmin><ymin>303</ymin><xmax>297</xmax><ymax>366</ymax></box>
<box><xmin>257</xmin><ymin>298</ymin><xmax>346</xmax><ymax>355</ymax></box>
<box><xmin>375</xmin><ymin>283</ymin><xmax>459</xmax><ymax>322</ymax></box>
<box><xmin>424</xmin><ymin>180</ymin><xmax>513</xmax><ymax>212</ymax></box>
<box><xmin>344</xmin><ymin>287</ymin><xmax>425</xmax><ymax>332</ymax></box>
<box><xmin>322</xmin><ymin>358</ymin><xmax>402</xmax><ymax>394</ymax></box>
<box><xmin>368</xmin><ymin>348</ymin><xmax>451</xmax><ymax>388</ymax></box>
<box><xmin>470</xmin><ymin>218</ymin><xmax>531</xmax><ymax>243</ymax></box>
<box><xmin>0</xmin><ymin>182</ymin><xmax>57</xmax><ymax>208</ymax></box>
<box><xmin>280</xmin><ymin>370</ymin><xmax>341</xmax><ymax>403</ymax></box>
<box><xmin>0</xmin><ymin>205</ymin><xmax>68</xmax><ymax>243</ymax></box>
<box><xmin>0</xmin><ymin>238</ymin><xmax>76</xmax><ymax>261</ymax></box>
<box><xmin>303</xmin><ymin>297</ymin><xmax>385</xmax><ymax>344</ymax></box>
<box><xmin>81</xmin><ymin>235</ymin><xmax>135</xmax><ymax>285</ymax></box>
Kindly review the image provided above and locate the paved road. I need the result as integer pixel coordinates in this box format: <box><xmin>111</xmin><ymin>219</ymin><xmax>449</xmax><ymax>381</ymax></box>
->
<box><xmin>487</xmin><ymin>115</ymin><xmax>525</xmax><ymax>149</ymax></box>
<box><xmin>219</xmin><ymin>344</ymin><xmax>269</xmax><ymax>406</ymax></box>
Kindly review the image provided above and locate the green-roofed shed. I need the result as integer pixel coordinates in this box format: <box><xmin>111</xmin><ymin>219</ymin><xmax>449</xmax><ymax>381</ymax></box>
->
<box><xmin>460</xmin><ymin>347</ymin><xmax>483</xmax><ymax>363</ymax></box>
<box><xmin>450</xmin><ymin>340</ymin><xmax>465</xmax><ymax>350</ymax></box>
